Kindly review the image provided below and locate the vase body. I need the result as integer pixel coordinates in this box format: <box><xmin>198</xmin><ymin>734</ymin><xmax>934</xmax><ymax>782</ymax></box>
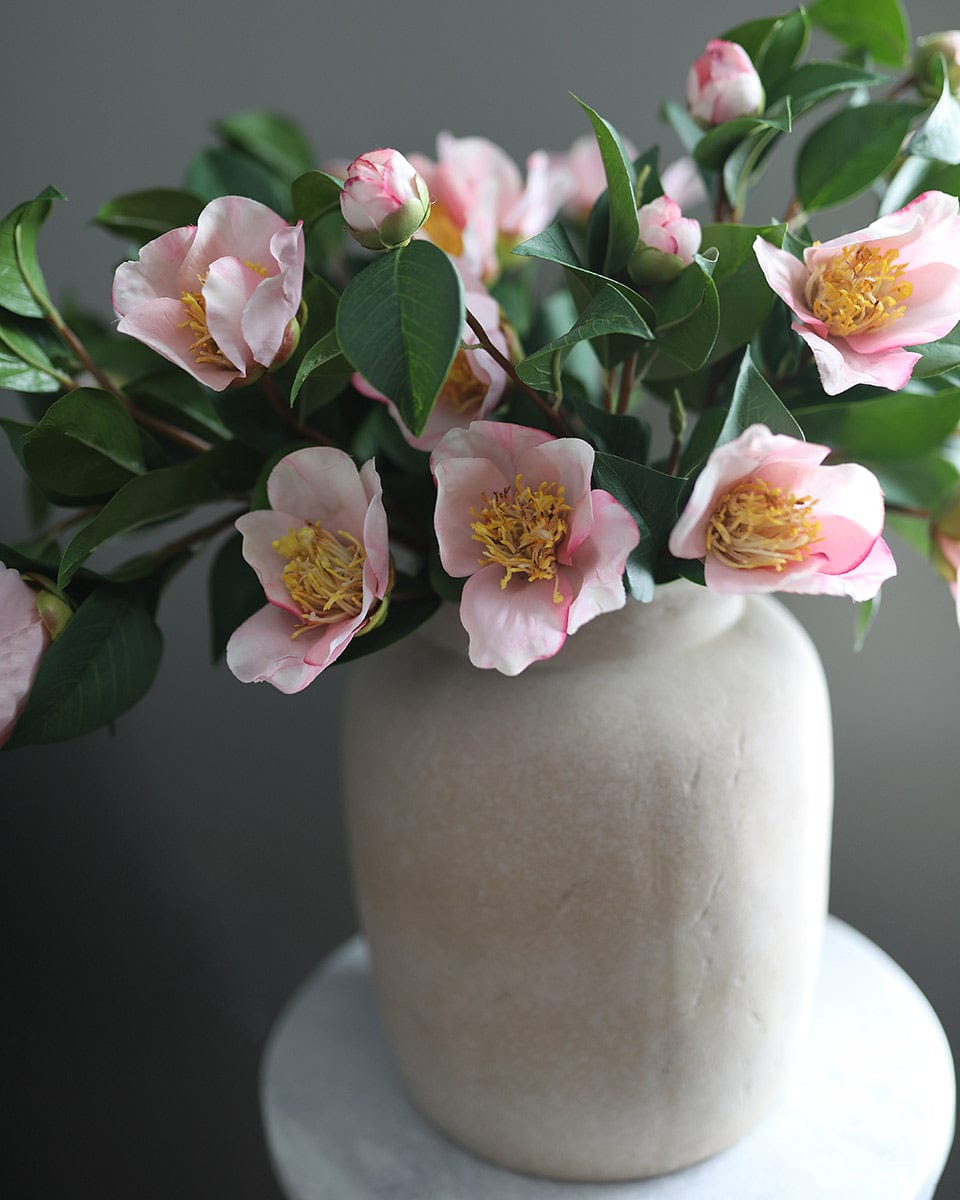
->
<box><xmin>342</xmin><ymin>581</ymin><xmax>833</xmax><ymax>1181</ymax></box>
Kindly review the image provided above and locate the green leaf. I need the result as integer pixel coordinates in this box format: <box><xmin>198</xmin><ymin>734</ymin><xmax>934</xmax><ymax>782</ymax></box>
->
<box><xmin>796</xmin><ymin>102</ymin><xmax>924</xmax><ymax>212</ymax></box>
<box><xmin>907</xmin><ymin>67</ymin><xmax>960</xmax><ymax>164</ymax></box>
<box><xmin>126</xmin><ymin>370</ymin><xmax>233</xmax><ymax>441</ymax></box>
<box><xmin>0</xmin><ymin>187</ymin><xmax>63</xmax><ymax>318</ymax></box>
<box><xmin>336</xmin><ymin>241</ymin><xmax>464</xmax><ymax>438</ymax></box>
<box><xmin>695</xmin><ymin>106</ymin><xmax>791</xmax><ymax>172</ymax></box>
<box><xmin>718</xmin><ymin>349</ymin><xmax>804</xmax><ymax>444</ymax></box>
<box><xmin>0</xmin><ymin>318</ymin><xmax>68</xmax><ymax>390</ymax></box>
<box><xmin>880</xmin><ymin>157</ymin><xmax>960</xmax><ymax>215</ymax></box>
<box><xmin>853</xmin><ymin>593</ymin><xmax>881</xmax><ymax>652</ymax></box>
<box><xmin>57</xmin><ymin>443</ymin><xmax>259</xmax><ymax>587</ymax></box>
<box><xmin>570</xmin><ymin>396</ymin><xmax>650</xmax><ymax>464</ymax></box>
<box><xmin>0</xmin><ymin>348</ymin><xmax>61</xmax><ymax>393</ymax></box>
<box><xmin>515</xmin><ymin>283</ymin><xmax>652</xmax><ymax>391</ymax></box>
<box><xmin>723</xmin><ymin>115</ymin><xmax>789</xmax><ymax>217</ymax></box>
<box><xmin>702</xmin><ymin>222</ymin><xmax>786</xmax><ymax>361</ymax></box>
<box><xmin>721</xmin><ymin>15</ymin><xmax>781</xmax><ymax>64</ymax></box>
<box><xmin>753</xmin><ymin>8</ymin><xmax>810</xmax><ymax>91</ymax></box>
<box><xmin>291</xmin><ymin>171</ymin><xmax>344</xmax><ymax>223</ymax></box>
<box><xmin>766</xmin><ymin>61</ymin><xmax>888</xmax><ymax>114</ymax></box>
<box><xmin>572</xmin><ymin>96</ymin><xmax>639</xmax><ymax>275</ymax></box>
<box><xmin>290</xmin><ymin>329</ymin><xmax>344</xmax><ymax>404</ymax></box>
<box><xmin>4</xmin><ymin>585</ymin><xmax>162</xmax><ymax>749</ymax></box>
<box><xmin>592</xmin><ymin>453</ymin><xmax>690</xmax><ymax>595</ymax></box>
<box><xmin>910</xmin><ymin>325</ymin><xmax>960</xmax><ymax>379</ymax></box>
<box><xmin>867</xmin><ymin>452</ymin><xmax>959</xmax><ymax>509</ymax></box>
<box><xmin>661</xmin><ymin>99</ymin><xmax>705</xmax><ymax>156</ymax></box>
<box><xmin>796</xmin><ymin>389</ymin><xmax>960</xmax><ymax>460</ymax></box>
<box><xmin>808</xmin><ymin>0</ymin><xmax>910</xmax><ymax>67</ymax></box>
<box><xmin>184</xmin><ymin>148</ymin><xmax>290</xmax><ymax>216</ymax></box>
<box><xmin>648</xmin><ymin>259</ymin><xmax>719</xmax><ymax>371</ymax></box>
<box><xmin>93</xmin><ymin>189</ymin><xmax>204</xmax><ymax>244</ymax></box>
<box><xmin>217</xmin><ymin>112</ymin><xmax>313</xmax><ymax>182</ymax></box>
<box><xmin>208</xmin><ymin>531</ymin><xmax>265</xmax><ymax>662</ymax></box>
<box><xmin>22</xmin><ymin>388</ymin><xmax>145</xmax><ymax>498</ymax></box>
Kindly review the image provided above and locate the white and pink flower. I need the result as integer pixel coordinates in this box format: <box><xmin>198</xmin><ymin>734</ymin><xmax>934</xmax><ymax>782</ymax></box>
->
<box><xmin>227</xmin><ymin>447</ymin><xmax>392</xmax><ymax>693</ymax></box>
<box><xmin>0</xmin><ymin>563</ymin><xmax>51</xmax><ymax>749</ymax></box>
<box><xmin>353</xmin><ymin>282</ymin><xmax>510</xmax><ymax>451</ymax></box>
<box><xmin>687</xmin><ymin>39</ymin><xmax>765</xmax><ymax>126</ymax></box>
<box><xmin>412</xmin><ymin>133</ymin><xmax>567</xmax><ymax>282</ymax></box>
<box><xmin>629</xmin><ymin>195</ymin><xmax>702</xmax><ymax>284</ymax></box>
<box><xmin>554</xmin><ymin>133</ymin><xmax>638</xmax><ymax>222</ymax></box>
<box><xmin>113</xmin><ymin>196</ymin><xmax>304</xmax><ymax>391</ymax></box>
<box><xmin>661</xmin><ymin>156</ymin><xmax>708</xmax><ymax>211</ymax></box>
<box><xmin>340</xmin><ymin>148</ymin><xmax>431</xmax><ymax>251</ymax></box>
<box><xmin>669</xmin><ymin>424</ymin><xmax>897</xmax><ymax>599</ymax></box>
<box><xmin>430</xmin><ymin>421</ymin><xmax>640</xmax><ymax>675</ymax></box>
<box><xmin>754</xmin><ymin>192</ymin><xmax>960</xmax><ymax>395</ymax></box>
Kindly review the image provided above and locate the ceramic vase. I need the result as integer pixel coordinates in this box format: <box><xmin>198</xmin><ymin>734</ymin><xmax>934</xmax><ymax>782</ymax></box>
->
<box><xmin>342</xmin><ymin>580</ymin><xmax>833</xmax><ymax>1181</ymax></box>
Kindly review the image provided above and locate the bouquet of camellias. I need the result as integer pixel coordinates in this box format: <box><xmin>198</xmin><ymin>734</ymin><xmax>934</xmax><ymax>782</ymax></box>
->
<box><xmin>4</xmin><ymin>0</ymin><xmax>960</xmax><ymax>749</ymax></box>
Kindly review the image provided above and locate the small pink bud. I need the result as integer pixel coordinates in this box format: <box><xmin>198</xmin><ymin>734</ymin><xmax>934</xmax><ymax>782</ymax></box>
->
<box><xmin>629</xmin><ymin>195</ymin><xmax>701</xmax><ymax>284</ymax></box>
<box><xmin>686</xmin><ymin>39</ymin><xmax>765</xmax><ymax>126</ymax></box>
<box><xmin>340</xmin><ymin>148</ymin><xmax>431</xmax><ymax>251</ymax></box>
<box><xmin>915</xmin><ymin>31</ymin><xmax>960</xmax><ymax>99</ymax></box>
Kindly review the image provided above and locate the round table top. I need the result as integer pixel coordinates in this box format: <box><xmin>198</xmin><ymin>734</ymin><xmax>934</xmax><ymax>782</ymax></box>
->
<box><xmin>261</xmin><ymin>918</ymin><xmax>955</xmax><ymax>1200</ymax></box>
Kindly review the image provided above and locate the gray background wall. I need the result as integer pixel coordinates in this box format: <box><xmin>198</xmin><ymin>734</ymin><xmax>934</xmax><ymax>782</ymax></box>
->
<box><xmin>1</xmin><ymin>1</ymin><xmax>957</xmax><ymax>1195</ymax></box>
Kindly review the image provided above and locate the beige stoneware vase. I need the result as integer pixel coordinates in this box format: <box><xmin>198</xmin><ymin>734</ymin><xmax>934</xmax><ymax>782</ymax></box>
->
<box><xmin>342</xmin><ymin>579</ymin><xmax>833</xmax><ymax>1181</ymax></box>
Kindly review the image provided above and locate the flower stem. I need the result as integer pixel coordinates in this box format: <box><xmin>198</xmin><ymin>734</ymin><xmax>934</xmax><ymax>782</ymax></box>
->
<box><xmin>616</xmin><ymin>354</ymin><xmax>637</xmax><ymax>416</ymax></box>
<box><xmin>261</xmin><ymin>373</ymin><xmax>338</xmax><ymax>446</ymax></box>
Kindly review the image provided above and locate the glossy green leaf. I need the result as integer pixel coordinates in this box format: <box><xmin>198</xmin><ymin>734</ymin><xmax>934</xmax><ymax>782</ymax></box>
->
<box><xmin>336</xmin><ymin>240</ymin><xmax>464</xmax><ymax>438</ymax></box>
<box><xmin>648</xmin><ymin>259</ymin><xmax>719</xmax><ymax>371</ymax></box>
<box><xmin>909</xmin><ymin>326</ymin><xmax>960</xmax><ymax>379</ymax></box>
<box><xmin>754</xmin><ymin>8</ymin><xmax>810</xmax><ymax>90</ymax></box>
<box><xmin>0</xmin><ymin>187</ymin><xmax>63</xmax><ymax>318</ymax></box>
<box><xmin>880</xmin><ymin>157</ymin><xmax>960</xmax><ymax>215</ymax></box>
<box><xmin>570</xmin><ymin>397</ymin><xmax>650</xmax><ymax>465</ymax></box>
<box><xmin>766</xmin><ymin>61</ymin><xmax>888</xmax><ymax>114</ymax></box>
<box><xmin>0</xmin><ymin>318</ymin><xmax>68</xmax><ymax>389</ymax></box>
<box><xmin>718</xmin><ymin>349</ymin><xmax>804</xmax><ymax>444</ymax></box>
<box><xmin>720</xmin><ymin>15</ymin><xmax>780</xmax><ymax>63</ymax></box>
<box><xmin>722</xmin><ymin>121</ymin><xmax>785</xmax><ymax>217</ymax></box>
<box><xmin>808</xmin><ymin>0</ymin><xmax>910</xmax><ymax>67</ymax></box>
<box><xmin>94</xmin><ymin>189</ymin><xmax>204</xmax><ymax>244</ymax></box>
<box><xmin>702</xmin><ymin>222</ymin><xmax>786</xmax><ymax>361</ymax></box>
<box><xmin>796</xmin><ymin>389</ymin><xmax>960</xmax><ymax>460</ymax></box>
<box><xmin>217</xmin><ymin>112</ymin><xmax>313</xmax><ymax>182</ymax></box>
<box><xmin>4</xmin><ymin>585</ymin><xmax>162</xmax><ymax>749</ymax></box>
<box><xmin>22</xmin><ymin>389</ymin><xmax>145</xmax><ymax>498</ymax></box>
<box><xmin>796</xmin><ymin>102</ymin><xmax>924</xmax><ymax>212</ymax></box>
<box><xmin>866</xmin><ymin>453</ymin><xmax>960</xmax><ymax>509</ymax></box>
<box><xmin>0</xmin><ymin>349</ymin><xmax>60</xmax><ymax>393</ymax></box>
<box><xmin>291</xmin><ymin>171</ymin><xmax>344</xmax><ymax>223</ymax></box>
<box><xmin>694</xmin><ymin>104</ymin><xmax>791</xmax><ymax>171</ymax></box>
<box><xmin>126</xmin><ymin>370</ymin><xmax>233</xmax><ymax>441</ymax></box>
<box><xmin>57</xmin><ymin>443</ymin><xmax>259</xmax><ymax>587</ymax></box>
<box><xmin>515</xmin><ymin>284</ymin><xmax>652</xmax><ymax>392</ymax></box>
<box><xmin>208</xmin><ymin>531</ymin><xmax>266</xmax><ymax>662</ymax></box>
<box><xmin>184</xmin><ymin>147</ymin><xmax>289</xmax><ymax>216</ymax></box>
<box><xmin>290</xmin><ymin>330</ymin><xmax>344</xmax><ymax>404</ymax></box>
<box><xmin>661</xmin><ymin>100</ymin><xmax>704</xmax><ymax>156</ymax></box>
<box><xmin>907</xmin><ymin>67</ymin><xmax>960</xmax><ymax>164</ymax></box>
<box><xmin>572</xmin><ymin>96</ymin><xmax>639</xmax><ymax>275</ymax></box>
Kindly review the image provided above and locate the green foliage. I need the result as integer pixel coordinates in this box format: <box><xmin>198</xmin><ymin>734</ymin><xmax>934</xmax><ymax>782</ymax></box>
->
<box><xmin>796</xmin><ymin>389</ymin><xmax>960</xmax><ymax>460</ymax></box>
<box><xmin>185</xmin><ymin>147</ymin><xmax>290</xmax><ymax>216</ymax></box>
<box><xmin>94</xmin><ymin>189</ymin><xmax>204</xmax><ymax>244</ymax></box>
<box><xmin>217</xmin><ymin>112</ymin><xmax>314</xmax><ymax>182</ymax></box>
<box><xmin>336</xmin><ymin>240</ymin><xmax>464</xmax><ymax>438</ymax></box>
<box><xmin>0</xmin><ymin>187</ymin><xmax>62</xmax><ymax>318</ymax></box>
<box><xmin>723</xmin><ymin>7</ymin><xmax>809</xmax><ymax>89</ymax></box>
<box><xmin>4</xmin><ymin>584</ymin><xmax>163</xmax><ymax>749</ymax></box>
<box><xmin>572</xmin><ymin>97</ymin><xmax>639</xmax><ymax>276</ymax></box>
<box><xmin>700</xmin><ymin>223</ymin><xmax>786</xmax><ymax>361</ymax></box>
<box><xmin>808</xmin><ymin>0</ymin><xmax>910</xmax><ymax>67</ymax></box>
<box><xmin>291</xmin><ymin>171</ymin><xmax>344</xmax><ymax>223</ymax></box>
<box><xmin>718</xmin><ymin>350</ymin><xmax>804</xmax><ymax>444</ymax></box>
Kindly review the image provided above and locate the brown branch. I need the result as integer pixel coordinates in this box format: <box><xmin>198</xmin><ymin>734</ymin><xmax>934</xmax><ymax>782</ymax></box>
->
<box><xmin>615</xmin><ymin>354</ymin><xmax>637</xmax><ymax>416</ymax></box>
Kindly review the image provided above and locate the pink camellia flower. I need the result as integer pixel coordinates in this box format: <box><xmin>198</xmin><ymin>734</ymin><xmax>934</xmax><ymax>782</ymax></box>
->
<box><xmin>353</xmin><ymin>281</ymin><xmax>509</xmax><ymax>451</ymax></box>
<box><xmin>431</xmin><ymin>421</ymin><xmax>640</xmax><ymax>675</ymax></box>
<box><xmin>226</xmin><ymin>447</ymin><xmax>392</xmax><ymax>693</ymax></box>
<box><xmin>629</xmin><ymin>195</ymin><xmax>702</xmax><ymax>285</ymax></box>
<box><xmin>555</xmin><ymin>132</ymin><xmax>639</xmax><ymax>222</ymax></box>
<box><xmin>661</xmin><ymin>156</ymin><xmax>708</xmax><ymax>211</ymax></box>
<box><xmin>340</xmin><ymin>148</ymin><xmax>431</xmax><ymax>251</ymax></box>
<box><xmin>753</xmin><ymin>191</ymin><xmax>960</xmax><ymax>395</ymax></box>
<box><xmin>113</xmin><ymin>196</ymin><xmax>304</xmax><ymax>392</ymax></box>
<box><xmin>669</xmin><ymin>424</ymin><xmax>897</xmax><ymax>599</ymax></box>
<box><xmin>687</xmin><ymin>39</ymin><xmax>765</xmax><ymax>126</ymax></box>
<box><xmin>0</xmin><ymin>563</ymin><xmax>51</xmax><ymax>749</ymax></box>
<box><xmin>411</xmin><ymin>133</ymin><xmax>568</xmax><ymax>282</ymax></box>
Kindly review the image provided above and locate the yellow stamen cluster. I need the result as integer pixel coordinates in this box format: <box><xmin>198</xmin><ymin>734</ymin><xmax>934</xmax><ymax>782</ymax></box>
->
<box><xmin>178</xmin><ymin>277</ymin><xmax>236</xmax><ymax>368</ymax></box>
<box><xmin>421</xmin><ymin>203</ymin><xmax>464</xmax><ymax>258</ymax></box>
<box><xmin>274</xmin><ymin>522</ymin><xmax>366</xmax><ymax>637</ymax></box>
<box><xmin>441</xmin><ymin>349</ymin><xmax>490</xmax><ymax>415</ymax></box>
<box><xmin>707</xmin><ymin>478</ymin><xmax>822</xmax><ymax>571</ymax></box>
<box><xmin>805</xmin><ymin>243</ymin><xmax>912</xmax><ymax>338</ymax></box>
<box><xmin>470</xmin><ymin>474</ymin><xmax>571</xmax><ymax>603</ymax></box>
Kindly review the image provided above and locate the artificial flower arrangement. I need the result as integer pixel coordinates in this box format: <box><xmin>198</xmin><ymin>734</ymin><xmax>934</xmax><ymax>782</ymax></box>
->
<box><xmin>3</xmin><ymin>0</ymin><xmax>960</xmax><ymax>748</ymax></box>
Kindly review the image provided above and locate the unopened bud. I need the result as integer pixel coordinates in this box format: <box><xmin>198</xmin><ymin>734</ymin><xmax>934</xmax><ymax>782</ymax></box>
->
<box><xmin>35</xmin><ymin>590</ymin><xmax>73</xmax><ymax>641</ymax></box>
<box><xmin>687</xmin><ymin>39</ymin><xmax>765</xmax><ymax>126</ymax></box>
<box><xmin>341</xmin><ymin>149</ymin><xmax>431</xmax><ymax>251</ymax></box>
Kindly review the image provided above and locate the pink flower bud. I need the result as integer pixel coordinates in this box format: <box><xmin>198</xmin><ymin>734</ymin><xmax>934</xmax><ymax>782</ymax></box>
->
<box><xmin>914</xmin><ymin>31</ymin><xmax>960</xmax><ymax>99</ymax></box>
<box><xmin>628</xmin><ymin>195</ymin><xmax>702</xmax><ymax>285</ymax></box>
<box><xmin>0</xmin><ymin>563</ymin><xmax>52</xmax><ymax>749</ymax></box>
<box><xmin>686</xmin><ymin>39</ymin><xmax>765</xmax><ymax>126</ymax></box>
<box><xmin>340</xmin><ymin>148</ymin><xmax>431</xmax><ymax>251</ymax></box>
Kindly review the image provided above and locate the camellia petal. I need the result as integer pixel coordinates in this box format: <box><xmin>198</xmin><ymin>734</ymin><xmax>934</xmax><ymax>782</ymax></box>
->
<box><xmin>0</xmin><ymin>563</ymin><xmax>50</xmax><ymax>748</ymax></box>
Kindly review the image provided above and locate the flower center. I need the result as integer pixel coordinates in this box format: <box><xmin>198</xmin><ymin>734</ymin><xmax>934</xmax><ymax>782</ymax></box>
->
<box><xmin>179</xmin><ymin>279</ymin><xmax>236</xmax><ymax>369</ymax></box>
<box><xmin>805</xmin><ymin>243</ymin><xmax>912</xmax><ymax>338</ymax></box>
<box><xmin>273</xmin><ymin>523</ymin><xmax>366</xmax><ymax>636</ymax></box>
<box><xmin>442</xmin><ymin>349</ymin><xmax>490</xmax><ymax>414</ymax></box>
<box><xmin>706</xmin><ymin>478</ymin><xmax>822</xmax><ymax>571</ymax></box>
<box><xmin>422</xmin><ymin>202</ymin><xmax>464</xmax><ymax>258</ymax></box>
<box><xmin>470</xmin><ymin>474</ymin><xmax>571</xmax><ymax>602</ymax></box>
